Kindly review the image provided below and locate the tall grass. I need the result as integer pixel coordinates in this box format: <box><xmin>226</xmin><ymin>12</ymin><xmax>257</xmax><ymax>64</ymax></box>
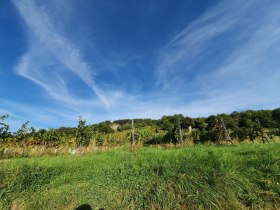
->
<box><xmin>0</xmin><ymin>143</ymin><xmax>279</xmax><ymax>209</ymax></box>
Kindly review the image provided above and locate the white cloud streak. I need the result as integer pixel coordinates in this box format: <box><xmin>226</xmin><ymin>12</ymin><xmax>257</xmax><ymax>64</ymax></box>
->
<box><xmin>156</xmin><ymin>0</ymin><xmax>249</xmax><ymax>85</ymax></box>
<box><xmin>13</xmin><ymin>0</ymin><xmax>111</xmax><ymax>109</ymax></box>
<box><xmin>156</xmin><ymin>0</ymin><xmax>280</xmax><ymax>112</ymax></box>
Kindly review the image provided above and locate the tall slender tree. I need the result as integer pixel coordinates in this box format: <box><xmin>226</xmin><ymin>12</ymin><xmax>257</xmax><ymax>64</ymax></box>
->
<box><xmin>75</xmin><ymin>116</ymin><xmax>90</xmax><ymax>147</ymax></box>
<box><xmin>130</xmin><ymin>119</ymin><xmax>135</xmax><ymax>145</ymax></box>
<box><xmin>0</xmin><ymin>115</ymin><xmax>10</xmax><ymax>142</ymax></box>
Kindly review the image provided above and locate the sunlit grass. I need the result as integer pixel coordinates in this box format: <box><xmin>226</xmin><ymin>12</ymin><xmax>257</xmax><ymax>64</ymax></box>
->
<box><xmin>0</xmin><ymin>143</ymin><xmax>279</xmax><ymax>209</ymax></box>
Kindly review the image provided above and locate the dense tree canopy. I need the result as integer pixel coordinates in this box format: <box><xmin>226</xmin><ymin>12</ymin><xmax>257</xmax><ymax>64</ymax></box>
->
<box><xmin>1</xmin><ymin>108</ymin><xmax>280</xmax><ymax>147</ymax></box>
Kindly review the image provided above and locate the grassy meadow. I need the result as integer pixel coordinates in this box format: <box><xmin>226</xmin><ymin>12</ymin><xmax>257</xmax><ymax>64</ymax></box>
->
<box><xmin>0</xmin><ymin>143</ymin><xmax>279</xmax><ymax>210</ymax></box>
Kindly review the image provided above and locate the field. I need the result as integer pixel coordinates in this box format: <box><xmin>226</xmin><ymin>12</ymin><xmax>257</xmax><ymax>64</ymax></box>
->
<box><xmin>0</xmin><ymin>143</ymin><xmax>280</xmax><ymax>210</ymax></box>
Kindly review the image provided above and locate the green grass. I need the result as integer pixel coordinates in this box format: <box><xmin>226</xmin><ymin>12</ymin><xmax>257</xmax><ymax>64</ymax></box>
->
<box><xmin>0</xmin><ymin>143</ymin><xmax>280</xmax><ymax>210</ymax></box>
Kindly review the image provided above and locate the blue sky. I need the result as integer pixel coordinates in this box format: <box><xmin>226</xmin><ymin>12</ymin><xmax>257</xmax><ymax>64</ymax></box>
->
<box><xmin>1</xmin><ymin>0</ymin><xmax>280</xmax><ymax>130</ymax></box>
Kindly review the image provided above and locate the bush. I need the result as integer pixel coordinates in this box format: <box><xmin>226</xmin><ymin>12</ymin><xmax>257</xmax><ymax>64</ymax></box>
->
<box><xmin>95</xmin><ymin>135</ymin><xmax>104</xmax><ymax>146</ymax></box>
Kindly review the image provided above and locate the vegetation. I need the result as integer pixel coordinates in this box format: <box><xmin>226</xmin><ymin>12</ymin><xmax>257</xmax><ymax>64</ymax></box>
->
<box><xmin>1</xmin><ymin>108</ymin><xmax>280</xmax><ymax>158</ymax></box>
<box><xmin>75</xmin><ymin>116</ymin><xmax>91</xmax><ymax>147</ymax></box>
<box><xmin>0</xmin><ymin>143</ymin><xmax>279</xmax><ymax>209</ymax></box>
<box><xmin>1</xmin><ymin>108</ymin><xmax>279</xmax><ymax>209</ymax></box>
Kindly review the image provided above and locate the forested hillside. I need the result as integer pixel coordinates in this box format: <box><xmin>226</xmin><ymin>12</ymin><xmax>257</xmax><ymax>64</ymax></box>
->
<box><xmin>1</xmin><ymin>108</ymin><xmax>279</xmax><ymax>154</ymax></box>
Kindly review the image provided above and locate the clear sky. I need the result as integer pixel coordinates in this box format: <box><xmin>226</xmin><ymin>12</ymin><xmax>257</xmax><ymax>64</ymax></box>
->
<box><xmin>1</xmin><ymin>0</ymin><xmax>280</xmax><ymax>130</ymax></box>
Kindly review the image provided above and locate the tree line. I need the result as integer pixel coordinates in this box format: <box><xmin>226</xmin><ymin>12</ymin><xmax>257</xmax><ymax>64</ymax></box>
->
<box><xmin>1</xmin><ymin>108</ymin><xmax>280</xmax><ymax>148</ymax></box>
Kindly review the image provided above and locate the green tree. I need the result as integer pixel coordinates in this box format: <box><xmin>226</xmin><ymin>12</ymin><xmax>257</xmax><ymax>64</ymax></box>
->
<box><xmin>254</xmin><ymin>110</ymin><xmax>273</xmax><ymax>128</ymax></box>
<box><xmin>163</xmin><ymin>119</ymin><xmax>183</xmax><ymax>145</ymax></box>
<box><xmin>181</xmin><ymin>116</ymin><xmax>195</xmax><ymax>129</ymax></box>
<box><xmin>43</xmin><ymin>129</ymin><xmax>60</xmax><ymax>142</ymax></box>
<box><xmin>272</xmin><ymin>108</ymin><xmax>280</xmax><ymax>125</ymax></box>
<box><xmin>75</xmin><ymin>116</ymin><xmax>91</xmax><ymax>147</ymax></box>
<box><xmin>157</xmin><ymin>116</ymin><xmax>174</xmax><ymax>131</ymax></box>
<box><xmin>14</xmin><ymin>121</ymin><xmax>30</xmax><ymax>142</ymax></box>
<box><xmin>206</xmin><ymin>115</ymin><xmax>217</xmax><ymax>130</ymax></box>
<box><xmin>194</xmin><ymin>118</ymin><xmax>207</xmax><ymax>130</ymax></box>
<box><xmin>0</xmin><ymin>114</ymin><xmax>10</xmax><ymax>141</ymax></box>
<box><xmin>191</xmin><ymin>129</ymin><xmax>201</xmax><ymax>144</ymax></box>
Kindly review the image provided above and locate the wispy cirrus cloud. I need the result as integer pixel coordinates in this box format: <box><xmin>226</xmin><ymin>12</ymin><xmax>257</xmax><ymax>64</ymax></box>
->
<box><xmin>155</xmin><ymin>0</ymin><xmax>280</xmax><ymax>110</ymax></box>
<box><xmin>13</xmin><ymin>0</ymin><xmax>113</xmax><ymax>109</ymax></box>
<box><xmin>156</xmin><ymin>0</ymin><xmax>247</xmax><ymax>86</ymax></box>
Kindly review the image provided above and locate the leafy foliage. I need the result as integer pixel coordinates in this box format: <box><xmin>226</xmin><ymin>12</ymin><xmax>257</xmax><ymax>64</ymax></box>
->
<box><xmin>95</xmin><ymin>134</ymin><xmax>104</xmax><ymax>146</ymax></box>
<box><xmin>75</xmin><ymin>116</ymin><xmax>91</xmax><ymax>147</ymax></box>
<box><xmin>14</xmin><ymin>121</ymin><xmax>30</xmax><ymax>142</ymax></box>
<box><xmin>0</xmin><ymin>115</ymin><xmax>10</xmax><ymax>142</ymax></box>
<box><xmin>1</xmin><ymin>107</ymin><xmax>280</xmax><ymax>146</ymax></box>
